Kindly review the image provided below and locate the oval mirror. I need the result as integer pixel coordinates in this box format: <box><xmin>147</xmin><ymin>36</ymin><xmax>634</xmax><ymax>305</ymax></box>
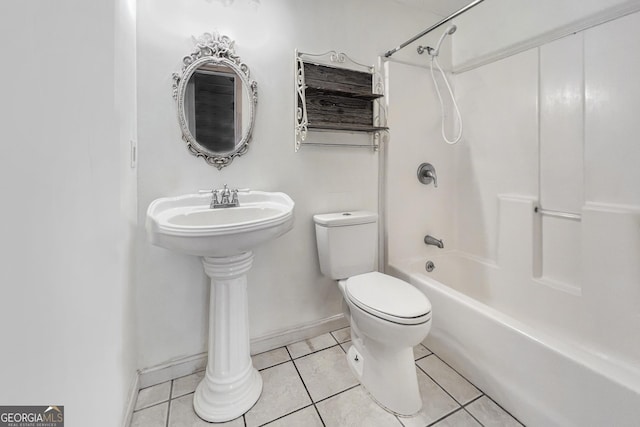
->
<box><xmin>172</xmin><ymin>33</ymin><xmax>258</xmax><ymax>169</ymax></box>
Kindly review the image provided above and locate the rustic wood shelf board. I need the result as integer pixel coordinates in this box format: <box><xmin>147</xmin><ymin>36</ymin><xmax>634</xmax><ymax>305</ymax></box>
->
<box><xmin>295</xmin><ymin>50</ymin><xmax>387</xmax><ymax>151</ymax></box>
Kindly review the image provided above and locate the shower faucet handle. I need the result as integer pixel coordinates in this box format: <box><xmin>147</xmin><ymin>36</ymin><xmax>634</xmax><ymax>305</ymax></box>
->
<box><xmin>417</xmin><ymin>163</ymin><xmax>438</xmax><ymax>188</ymax></box>
<box><xmin>426</xmin><ymin>170</ymin><xmax>437</xmax><ymax>187</ymax></box>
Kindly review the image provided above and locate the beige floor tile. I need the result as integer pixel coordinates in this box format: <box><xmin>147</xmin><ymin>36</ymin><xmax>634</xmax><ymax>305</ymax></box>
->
<box><xmin>252</xmin><ymin>347</ymin><xmax>291</xmax><ymax>370</ymax></box>
<box><xmin>294</xmin><ymin>346</ymin><xmax>358</xmax><ymax>401</ymax></box>
<box><xmin>263</xmin><ymin>406</ymin><xmax>323</xmax><ymax>427</ymax></box>
<box><xmin>431</xmin><ymin>408</ymin><xmax>482</xmax><ymax>427</ymax></box>
<box><xmin>172</xmin><ymin>371</ymin><xmax>205</xmax><ymax>399</ymax></box>
<box><xmin>466</xmin><ymin>396</ymin><xmax>523</xmax><ymax>426</ymax></box>
<box><xmin>417</xmin><ymin>355</ymin><xmax>481</xmax><ymax>404</ymax></box>
<box><xmin>330</xmin><ymin>327</ymin><xmax>351</xmax><ymax>343</ymax></box>
<box><xmin>398</xmin><ymin>368</ymin><xmax>460</xmax><ymax>427</ymax></box>
<box><xmin>130</xmin><ymin>402</ymin><xmax>168</xmax><ymax>427</ymax></box>
<box><xmin>413</xmin><ymin>344</ymin><xmax>432</xmax><ymax>360</ymax></box>
<box><xmin>244</xmin><ymin>361</ymin><xmax>311</xmax><ymax>427</ymax></box>
<box><xmin>316</xmin><ymin>386</ymin><xmax>402</xmax><ymax>427</ymax></box>
<box><xmin>135</xmin><ymin>381</ymin><xmax>171</xmax><ymax>410</ymax></box>
<box><xmin>168</xmin><ymin>393</ymin><xmax>243</xmax><ymax>427</ymax></box>
<box><xmin>286</xmin><ymin>333</ymin><xmax>337</xmax><ymax>358</ymax></box>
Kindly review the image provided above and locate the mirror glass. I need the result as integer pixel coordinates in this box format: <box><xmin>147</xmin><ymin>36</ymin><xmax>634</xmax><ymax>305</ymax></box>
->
<box><xmin>173</xmin><ymin>33</ymin><xmax>257</xmax><ymax>169</ymax></box>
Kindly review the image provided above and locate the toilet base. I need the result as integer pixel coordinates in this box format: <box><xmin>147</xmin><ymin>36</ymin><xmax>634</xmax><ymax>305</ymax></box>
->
<box><xmin>345</xmin><ymin>327</ymin><xmax>423</xmax><ymax>416</ymax></box>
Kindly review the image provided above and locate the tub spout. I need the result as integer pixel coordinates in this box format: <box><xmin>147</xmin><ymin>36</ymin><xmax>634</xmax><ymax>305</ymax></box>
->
<box><xmin>424</xmin><ymin>235</ymin><xmax>444</xmax><ymax>249</ymax></box>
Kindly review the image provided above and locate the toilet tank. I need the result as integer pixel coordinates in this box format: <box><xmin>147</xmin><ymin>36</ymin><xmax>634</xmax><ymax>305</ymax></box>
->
<box><xmin>313</xmin><ymin>211</ymin><xmax>378</xmax><ymax>280</ymax></box>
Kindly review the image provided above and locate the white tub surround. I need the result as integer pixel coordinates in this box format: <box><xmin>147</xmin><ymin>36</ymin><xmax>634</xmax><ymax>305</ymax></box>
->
<box><xmin>384</xmin><ymin>9</ymin><xmax>640</xmax><ymax>425</ymax></box>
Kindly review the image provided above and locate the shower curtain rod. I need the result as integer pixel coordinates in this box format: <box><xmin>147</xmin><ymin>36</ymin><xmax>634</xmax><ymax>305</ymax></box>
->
<box><xmin>383</xmin><ymin>0</ymin><xmax>484</xmax><ymax>58</ymax></box>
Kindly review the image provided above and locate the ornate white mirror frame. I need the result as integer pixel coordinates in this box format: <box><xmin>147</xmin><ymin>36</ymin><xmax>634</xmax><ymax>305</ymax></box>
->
<box><xmin>172</xmin><ymin>33</ymin><xmax>258</xmax><ymax>169</ymax></box>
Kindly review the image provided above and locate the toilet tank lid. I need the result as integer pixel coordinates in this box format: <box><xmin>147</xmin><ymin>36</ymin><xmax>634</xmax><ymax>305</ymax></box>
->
<box><xmin>313</xmin><ymin>211</ymin><xmax>378</xmax><ymax>227</ymax></box>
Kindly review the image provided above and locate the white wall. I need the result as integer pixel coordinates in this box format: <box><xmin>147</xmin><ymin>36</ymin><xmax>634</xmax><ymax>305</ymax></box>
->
<box><xmin>383</xmin><ymin>59</ymin><xmax>456</xmax><ymax>265</ymax></box>
<box><xmin>0</xmin><ymin>0</ymin><xmax>138</xmax><ymax>426</ymax></box>
<box><xmin>135</xmin><ymin>0</ymin><xmax>441</xmax><ymax>369</ymax></box>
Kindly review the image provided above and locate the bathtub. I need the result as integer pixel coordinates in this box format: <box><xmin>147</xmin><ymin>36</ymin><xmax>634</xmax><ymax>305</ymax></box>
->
<box><xmin>389</xmin><ymin>254</ymin><xmax>640</xmax><ymax>427</ymax></box>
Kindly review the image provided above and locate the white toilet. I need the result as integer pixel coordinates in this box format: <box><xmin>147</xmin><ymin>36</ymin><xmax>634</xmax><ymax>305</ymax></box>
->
<box><xmin>313</xmin><ymin>211</ymin><xmax>432</xmax><ymax>416</ymax></box>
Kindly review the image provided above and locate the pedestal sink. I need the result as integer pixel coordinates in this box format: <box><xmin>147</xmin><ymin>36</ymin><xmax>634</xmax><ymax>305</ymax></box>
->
<box><xmin>146</xmin><ymin>190</ymin><xmax>294</xmax><ymax>422</ymax></box>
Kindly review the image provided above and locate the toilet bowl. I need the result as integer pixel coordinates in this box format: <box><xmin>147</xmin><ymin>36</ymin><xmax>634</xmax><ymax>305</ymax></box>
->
<box><xmin>313</xmin><ymin>211</ymin><xmax>432</xmax><ymax>416</ymax></box>
<box><xmin>340</xmin><ymin>272</ymin><xmax>431</xmax><ymax>415</ymax></box>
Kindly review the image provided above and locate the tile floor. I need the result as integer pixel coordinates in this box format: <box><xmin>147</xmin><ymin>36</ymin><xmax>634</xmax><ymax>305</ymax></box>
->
<box><xmin>130</xmin><ymin>327</ymin><xmax>524</xmax><ymax>427</ymax></box>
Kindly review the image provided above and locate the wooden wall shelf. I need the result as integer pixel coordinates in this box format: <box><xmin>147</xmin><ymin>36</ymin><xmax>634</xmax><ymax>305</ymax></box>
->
<box><xmin>295</xmin><ymin>51</ymin><xmax>388</xmax><ymax>151</ymax></box>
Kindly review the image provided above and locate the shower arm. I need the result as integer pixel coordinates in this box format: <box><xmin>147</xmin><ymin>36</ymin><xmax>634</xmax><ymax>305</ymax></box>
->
<box><xmin>383</xmin><ymin>0</ymin><xmax>484</xmax><ymax>58</ymax></box>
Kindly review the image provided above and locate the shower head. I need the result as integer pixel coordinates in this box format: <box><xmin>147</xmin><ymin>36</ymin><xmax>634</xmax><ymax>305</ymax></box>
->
<box><xmin>431</xmin><ymin>25</ymin><xmax>457</xmax><ymax>56</ymax></box>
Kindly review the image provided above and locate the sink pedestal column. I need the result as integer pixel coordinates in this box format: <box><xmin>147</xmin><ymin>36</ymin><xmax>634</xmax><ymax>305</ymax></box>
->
<box><xmin>194</xmin><ymin>251</ymin><xmax>262</xmax><ymax>422</ymax></box>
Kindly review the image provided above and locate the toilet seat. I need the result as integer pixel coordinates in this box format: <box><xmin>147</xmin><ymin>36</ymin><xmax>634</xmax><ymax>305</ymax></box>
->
<box><xmin>345</xmin><ymin>272</ymin><xmax>431</xmax><ymax>325</ymax></box>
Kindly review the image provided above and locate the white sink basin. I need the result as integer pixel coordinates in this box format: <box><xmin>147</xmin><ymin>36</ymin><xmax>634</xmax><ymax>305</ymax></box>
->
<box><xmin>146</xmin><ymin>191</ymin><xmax>295</xmax><ymax>256</ymax></box>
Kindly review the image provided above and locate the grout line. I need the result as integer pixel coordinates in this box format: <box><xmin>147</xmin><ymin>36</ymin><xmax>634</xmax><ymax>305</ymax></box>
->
<box><xmin>415</xmin><ymin>358</ymin><xmax>468</xmax><ymax>408</ymax></box>
<box><xmin>132</xmin><ymin>398</ymin><xmax>171</xmax><ymax>413</ymax></box>
<box><xmin>255</xmin><ymin>404</ymin><xmax>317</xmax><ymax>427</ymax></box>
<box><xmin>312</xmin><ymin>383</ymin><xmax>360</xmax><ymax>406</ymax></box>
<box><xmin>252</xmin><ymin>346</ymin><xmax>292</xmax><ymax>358</ymax></box>
<box><xmin>170</xmin><ymin>368</ymin><xmax>205</xmax><ymax>383</ymax></box>
<box><xmin>462</xmin><ymin>394</ymin><xmax>484</xmax><ymax>408</ymax></box>
<box><xmin>290</xmin><ymin>343</ymin><xmax>342</xmax><ymax>361</ymax></box>
<box><xmin>286</xmin><ymin>347</ymin><xmax>326</xmax><ymax>427</ymax></box>
<box><xmin>467</xmin><ymin>394</ymin><xmax>525</xmax><ymax>426</ymax></box>
<box><xmin>253</xmin><ymin>346</ymin><xmax>293</xmax><ymax>371</ymax></box>
<box><xmin>329</xmin><ymin>327</ymin><xmax>351</xmax><ymax>344</ymax></box>
<box><xmin>252</xmin><ymin>403</ymin><xmax>324</xmax><ymax>427</ymax></box>
<box><xmin>463</xmin><ymin>405</ymin><xmax>485</xmax><ymax>427</ymax></box>
<box><xmin>165</xmin><ymin>380</ymin><xmax>173</xmax><ymax>427</ymax></box>
<box><xmin>462</xmin><ymin>394</ymin><xmax>487</xmax><ymax>426</ymax></box>
<box><xmin>313</xmin><ymin>404</ymin><xmax>326</xmax><ymax>427</ymax></box>
<box><xmin>413</xmin><ymin>346</ymin><xmax>433</xmax><ymax>363</ymax></box>
<box><xmin>425</xmin><ymin>406</ymin><xmax>470</xmax><ymax>427</ymax></box>
<box><xmin>257</xmin><ymin>359</ymin><xmax>292</xmax><ymax>372</ymax></box>
<box><xmin>431</xmin><ymin>353</ymin><xmax>485</xmax><ymax>395</ymax></box>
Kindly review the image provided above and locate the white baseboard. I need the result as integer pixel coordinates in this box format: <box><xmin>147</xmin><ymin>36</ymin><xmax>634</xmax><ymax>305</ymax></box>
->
<box><xmin>138</xmin><ymin>352</ymin><xmax>208</xmax><ymax>389</ymax></box>
<box><xmin>122</xmin><ymin>372</ymin><xmax>140</xmax><ymax>427</ymax></box>
<box><xmin>138</xmin><ymin>314</ymin><xmax>348</xmax><ymax>389</ymax></box>
<box><xmin>250</xmin><ymin>313</ymin><xmax>348</xmax><ymax>355</ymax></box>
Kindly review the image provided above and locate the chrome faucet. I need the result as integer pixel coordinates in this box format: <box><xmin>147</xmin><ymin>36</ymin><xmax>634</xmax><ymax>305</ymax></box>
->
<box><xmin>209</xmin><ymin>184</ymin><xmax>240</xmax><ymax>209</ymax></box>
<box><xmin>220</xmin><ymin>184</ymin><xmax>231</xmax><ymax>205</ymax></box>
<box><xmin>424</xmin><ymin>235</ymin><xmax>444</xmax><ymax>248</ymax></box>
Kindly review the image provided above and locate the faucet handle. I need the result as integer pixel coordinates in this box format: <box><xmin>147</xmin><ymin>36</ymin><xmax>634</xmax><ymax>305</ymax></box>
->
<box><xmin>426</xmin><ymin>170</ymin><xmax>438</xmax><ymax>188</ymax></box>
<box><xmin>417</xmin><ymin>163</ymin><xmax>438</xmax><ymax>188</ymax></box>
<box><xmin>231</xmin><ymin>189</ymin><xmax>239</xmax><ymax>205</ymax></box>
